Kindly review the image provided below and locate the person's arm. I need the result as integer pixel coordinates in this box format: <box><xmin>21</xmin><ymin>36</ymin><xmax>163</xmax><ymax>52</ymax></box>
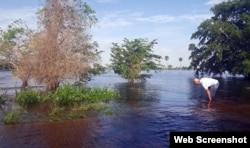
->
<box><xmin>205</xmin><ymin>89</ymin><xmax>213</xmax><ymax>101</ymax></box>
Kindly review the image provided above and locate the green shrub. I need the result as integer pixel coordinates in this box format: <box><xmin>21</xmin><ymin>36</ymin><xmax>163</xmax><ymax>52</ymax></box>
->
<box><xmin>49</xmin><ymin>106</ymin><xmax>65</xmax><ymax>116</ymax></box>
<box><xmin>15</xmin><ymin>89</ymin><xmax>41</xmax><ymax>107</ymax></box>
<box><xmin>83</xmin><ymin>87</ymin><xmax>120</xmax><ymax>103</ymax></box>
<box><xmin>0</xmin><ymin>93</ymin><xmax>7</xmax><ymax>105</ymax></box>
<box><xmin>4</xmin><ymin>111</ymin><xmax>21</xmax><ymax>124</ymax></box>
<box><xmin>50</xmin><ymin>84</ymin><xmax>119</xmax><ymax>106</ymax></box>
<box><xmin>51</xmin><ymin>84</ymin><xmax>85</xmax><ymax>106</ymax></box>
<box><xmin>42</xmin><ymin>92</ymin><xmax>54</xmax><ymax>102</ymax></box>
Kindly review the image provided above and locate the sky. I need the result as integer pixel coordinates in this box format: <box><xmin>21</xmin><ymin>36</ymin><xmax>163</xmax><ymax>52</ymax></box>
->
<box><xmin>0</xmin><ymin>0</ymin><xmax>227</xmax><ymax>67</ymax></box>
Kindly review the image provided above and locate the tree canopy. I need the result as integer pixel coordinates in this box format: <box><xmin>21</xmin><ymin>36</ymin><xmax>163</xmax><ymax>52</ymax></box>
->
<box><xmin>189</xmin><ymin>0</ymin><xmax>250</xmax><ymax>79</ymax></box>
<box><xmin>0</xmin><ymin>20</ymin><xmax>34</xmax><ymax>87</ymax></box>
<box><xmin>110</xmin><ymin>38</ymin><xmax>162</xmax><ymax>82</ymax></box>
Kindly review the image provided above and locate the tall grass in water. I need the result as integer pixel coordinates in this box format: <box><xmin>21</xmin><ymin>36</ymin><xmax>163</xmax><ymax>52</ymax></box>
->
<box><xmin>0</xmin><ymin>93</ymin><xmax>7</xmax><ymax>106</ymax></box>
<box><xmin>51</xmin><ymin>84</ymin><xmax>119</xmax><ymax>106</ymax></box>
<box><xmin>4</xmin><ymin>84</ymin><xmax>119</xmax><ymax>124</ymax></box>
<box><xmin>4</xmin><ymin>110</ymin><xmax>27</xmax><ymax>124</ymax></box>
<box><xmin>15</xmin><ymin>89</ymin><xmax>41</xmax><ymax>107</ymax></box>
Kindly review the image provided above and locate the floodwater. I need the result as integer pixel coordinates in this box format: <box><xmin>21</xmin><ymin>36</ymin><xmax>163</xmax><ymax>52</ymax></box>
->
<box><xmin>0</xmin><ymin>70</ymin><xmax>250</xmax><ymax>148</ymax></box>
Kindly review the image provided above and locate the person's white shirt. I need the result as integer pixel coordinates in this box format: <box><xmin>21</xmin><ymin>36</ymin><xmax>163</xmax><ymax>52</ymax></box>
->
<box><xmin>199</xmin><ymin>78</ymin><xmax>219</xmax><ymax>90</ymax></box>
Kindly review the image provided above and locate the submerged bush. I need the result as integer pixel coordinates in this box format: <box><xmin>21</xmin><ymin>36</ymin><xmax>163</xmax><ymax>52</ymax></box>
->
<box><xmin>0</xmin><ymin>93</ymin><xmax>7</xmax><ymax>105</ymax></box>
<box><xmin>83</xmin><ymin>87</ymin><xmax>120</xmax><ymax>103</ymax></box>
<box><xmin>15</xmin><ymin>89</ymin><xmax>41</xmax><ymax>107</ymax></box>
<box><xmin>5</xmin><ymin>84</ymin><xmax>119</xmax><ymax>123</ymax></box>
<box><xmin>4</xmin><ymin>110</ymin><xmax>22</xmax><ymax>124</ymax></box>
<box><xmin>50</xmin><ymin>84</ymin><xmax>119</xmax><ymax>106</ymax></box>
<box><xmin>49</xmin><ymin>106</ymin><xmax>65</xmax><ymax>117</ymax></box>
<box><xmin>51</xmin><ymin>84</ymin><xmax>85</xmax><ymax>105</ymax></box>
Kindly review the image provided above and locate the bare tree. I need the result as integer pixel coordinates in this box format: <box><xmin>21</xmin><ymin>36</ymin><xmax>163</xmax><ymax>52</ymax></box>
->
<box><xmin>1</xmin><ymin>1</ymin><xmax>100</xmax><ymax>91</ymax></box>
<box><xmin>30</xmin><ymin>0</ymin><xmax>99</xmax><ymax>91</ymax></box>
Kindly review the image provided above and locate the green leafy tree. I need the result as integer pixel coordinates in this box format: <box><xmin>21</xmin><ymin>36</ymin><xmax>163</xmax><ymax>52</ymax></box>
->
<box><xmin>110</xmin><ymin>38</ymin><xmax>162</xmax><ymax>82</ymax></box>
<box><xmin>189</xmin><ymin>0</ymin><xmax>250</xmax><ymax>79</ymax></box>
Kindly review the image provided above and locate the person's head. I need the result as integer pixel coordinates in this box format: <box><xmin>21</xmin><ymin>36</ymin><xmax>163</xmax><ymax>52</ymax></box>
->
<box><xmin>193</xmin><ymin>78</ymin><xmax>200</xmax><ymax>85</ymax></box>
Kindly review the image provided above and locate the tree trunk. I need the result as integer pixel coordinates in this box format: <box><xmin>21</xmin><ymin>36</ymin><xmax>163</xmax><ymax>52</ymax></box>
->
<box><xmin>47</xmin><ymin>82</ymin><xmax>60</xmax><ymax>92</ymax></box>
<box><xmin>21</xmin><ymin>80</ymin><xmax>28</xmax><ymax>88</ymax></box>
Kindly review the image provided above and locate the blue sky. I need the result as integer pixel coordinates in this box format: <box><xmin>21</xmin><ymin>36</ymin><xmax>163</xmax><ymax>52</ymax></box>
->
<box><xmin>0</xmin><ymin>0</ymin><xmax>226</xmax><ymax>67</ymax></box>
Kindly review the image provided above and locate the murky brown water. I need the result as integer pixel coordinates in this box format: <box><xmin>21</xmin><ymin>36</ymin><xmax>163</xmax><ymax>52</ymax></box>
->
<box><xmin>1</xmin><ymin>70</ymin><xmax>250</xmax><ymax>147</ymax></box>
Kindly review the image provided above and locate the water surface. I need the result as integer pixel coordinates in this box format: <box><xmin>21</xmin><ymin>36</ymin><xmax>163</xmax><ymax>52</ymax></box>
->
<box><xmin>0</xmin><ymin>70</ymin><xmax>250</xmax><ymax>147</ymax></box>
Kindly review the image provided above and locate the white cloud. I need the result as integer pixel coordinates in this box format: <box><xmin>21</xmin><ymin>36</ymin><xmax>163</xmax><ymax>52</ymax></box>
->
<box><xmin>99</xmin><ymin>17</ymin><xmax>132</xmax><ymax>27</ymax></box>
<box><xmin>179</xmin><ymin>14</ymin><xmax>212</xmax><ymax>22</ymax></box>
<box><xmin>134</xmin><ymin>15</ymin><xmax>176</xmax><ymax>23</ymax></box>
<box><xmin>95</xmin><ymin>0</ymin><xmax>118</xmax><ymax>3</ymax></box>
<box><xmin>134</xmin><ymin>14</ymin><xmax>211</xmax><ymax>24</ymax></box>
<box><xmin>205</xmin><ymin>0</ymin><xmax>227</xmax><ymax>5</ymax></box>
<box><xmin>98</xmin><ymin>10</ymin><xmax>212</xmax><ymax>27</ymax></box>
<box><xmin>0</xmin><ymin>7</ymin><xmax>38</xmax><ymax>29</ymax></box>
<box><xmin>96</xmin><ymin>11</ymin><xmax>135</xmax><ymax>28</ymax></box>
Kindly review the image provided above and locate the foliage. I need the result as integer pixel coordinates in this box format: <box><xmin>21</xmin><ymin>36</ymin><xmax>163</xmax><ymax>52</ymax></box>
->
<box><xmin>0</xmin><ymin>20</ymin><xmax>33</xmax><ymax>87</ymax></box>
<box><xmin>189</xmin><ymin>0</ymin><xmax>250</xmax><ymax>79</ymax></box>
<box><xmin>46</xmin><ymin>84</ymin><xmax>118</xmax><ymax>120</ymax></box>
<box><xmin>51</xmin><ymin>84</ymin><xmax>86</xmax><ymax>106</ymax></box>
<box><xmin>31</xmin><ymin>0</ymin><xmax>100</xmax><ymax>91</ymax></box>
<box><xmin>77</xmin><ymin>63</ymin><xmax>106</xmax><ymax>83</ymax></box>
<box><xmin>4</xmin><ymin>110</ymin><xmax>22</xmax><ymax>124</ymax></box>
<box><xmin>49</xmin><ymin>104</ymin><xmax>65</xmax><ymax>117</ymax></box>
<box><xmin>89</xmin><ymin>63</ymin><xmax>106</xmax><ymax>75</ymax></box>
<box><xmin>13</xmin><ymin>84</ymin><xmax>118</xmax><ymax>107</ymax></box>
<box><xmin>83</xmin><ymin>87</ymin><xmax>120</xmax><ymax>103</ymax></box>
<box><xmin>0</xmin><ymin>0</ymin><xmax>102</xmax><ymax>91</ymax></box>
<box><xmin>15</xmin><ymin>89</ymin><xmax>41</xmax><ymax>107</ymax></box>
<box><xmin>0</xmin><ymin>93</ymin><xmax>7</xmax><ymax>105</ymax></box>
<box><xmin>110</xmin><ymin>38</ymin><xmax>162</xmax><ymax>82</ymax></box>
<box><xmin>49</xmin><ymin>84</ymin><xmax>119</xmax><ymax>106</ymax></box>
<box><xmin>1</xmin><ymin>84</ymin><xmax>119</xmax><ymax>124</ymax></box>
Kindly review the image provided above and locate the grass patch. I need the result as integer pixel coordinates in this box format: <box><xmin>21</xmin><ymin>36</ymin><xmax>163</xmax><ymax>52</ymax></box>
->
<box><xmin>4</xmin><ymin>84</ymin><xmax>120</xmax><ymax>124</ymax></box>
<box><xmin>0</xmin><ymin>93</ymin><xmax>7</xmax><ymax>106</ymax></box>
<box><xmin>50</xmin><ymin>84</ymin><xmax>120</xmax><ymax>106</ymax></box>
<box><xmin>4</xmin><ymin>109</ymin><xmax>27</xmax><ymax>125</ymax></box>
<box><xmin>15</xmin><ymin>89</ymin><xmax>41</xmax><ymax>107</ymax></box>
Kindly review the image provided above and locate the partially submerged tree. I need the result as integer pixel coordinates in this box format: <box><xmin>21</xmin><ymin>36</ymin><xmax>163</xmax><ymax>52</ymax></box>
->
<box><xmin>0</xmin><ymin>0</ymin><xmax>100</xmax><ymax>91</ymax></box>
<box><xmin>189</xmin><ymin>0</ymin><xmax>250</xmax><ymax>79</ymax></box>
<box><xmin>0</xmin><ymin>20</ymin><xmax>34</xmax><ymax>87</ymax></box>
<box><xmin>31</xmin><ymin>0</ymin><xmax>99</xmax><ymax>91</ymax></box>
<box><xmin>110</xmin><ymin>38</ymin><xmax>162</xmax><ymax>82</ymax></box>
